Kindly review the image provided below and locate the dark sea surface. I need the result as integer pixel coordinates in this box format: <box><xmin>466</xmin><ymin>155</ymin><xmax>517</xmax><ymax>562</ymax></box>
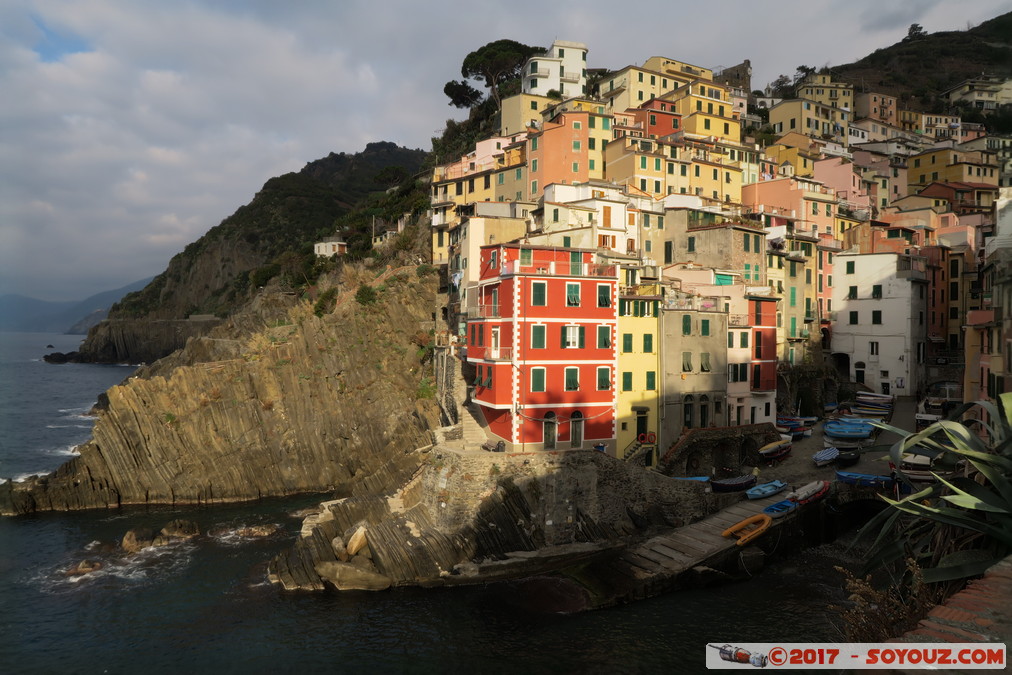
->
<box><xmin>0</xmin><ymin>332</ymin><xmax>856</xmax><ymax>674</ymax></box>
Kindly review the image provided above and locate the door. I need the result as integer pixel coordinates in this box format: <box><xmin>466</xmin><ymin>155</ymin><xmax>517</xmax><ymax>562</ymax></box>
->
<box><xmin>570</xmin><ymin>412</ymin><xmax>584</xmax><ymax>449</ymax></box>
<box><xmin>490</xmin><ymin>327</ymin><xmax>500</xmax><ymax>360</ymax></box>
<box><xmin>543</xmin><ymin>412</ymin><xmax>557</xmax><ymax>450</ymax></box>
<box><xmin>636</xmin><ymin>410</ymin><xmax>648</xmax><ymax>438</ymax></box>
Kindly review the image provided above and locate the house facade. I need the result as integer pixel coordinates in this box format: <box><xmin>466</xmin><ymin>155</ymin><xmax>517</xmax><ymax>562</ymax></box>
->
<box><xmin>465</xmin><ymin>244</ymin><xmax>619</xmax><ymax>452</ymax></box>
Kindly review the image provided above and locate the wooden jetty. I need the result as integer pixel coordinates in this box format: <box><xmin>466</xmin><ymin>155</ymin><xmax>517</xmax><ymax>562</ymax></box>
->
<box><xmin>573</xmin><ymin>493</ymin><xmax>803</xmax><ymax>608</ymax></box>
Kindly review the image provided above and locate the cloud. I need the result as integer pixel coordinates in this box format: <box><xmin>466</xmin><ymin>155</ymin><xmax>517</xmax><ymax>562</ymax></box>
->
<box><xmin>0</xmin><ymin>0</ymin><xmax>1009</xmax><ymax>301</ymax></box>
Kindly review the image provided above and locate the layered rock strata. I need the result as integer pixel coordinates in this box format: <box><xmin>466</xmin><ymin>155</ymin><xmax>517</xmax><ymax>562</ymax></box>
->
<box><xmin>1</xmin><ymin>269</ymin><xmax>442</xmax><ymax>515</ymax></box>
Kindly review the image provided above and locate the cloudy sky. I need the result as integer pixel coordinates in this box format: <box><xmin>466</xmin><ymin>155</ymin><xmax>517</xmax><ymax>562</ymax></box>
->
<box><xmin>2</xmin><ymin>0</ymin><xmax>1008</xmax><ymax>301</ymax></box>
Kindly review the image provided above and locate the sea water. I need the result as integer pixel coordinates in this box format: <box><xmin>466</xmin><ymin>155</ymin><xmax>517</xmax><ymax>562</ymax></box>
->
<box><xmin>0</xmin><ymin>332</ymin><xmax>853</xmax><ymax>674</ymax></box>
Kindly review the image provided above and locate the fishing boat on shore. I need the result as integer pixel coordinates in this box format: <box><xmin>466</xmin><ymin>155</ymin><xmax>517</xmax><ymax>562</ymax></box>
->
<box><xmin>813</xmin><ymin>447</ymin><xmax>840</xmax><ymax>467</ymax></box>
<box><xmin>787</xmin><ymin>480</ymin><xmax>830</xmax><ymax>505</ymax></box>
<box><xmin>762</xmin><ymin>499</ymin><xmax>798</xmax><ymax>519</ymax></box>
<box><xmin>758</xmin><ymin>438</ymin><xmax>792</xmax><ymax>463</ymax></box>
<box><xmin>746</xmin><ymin>479</ymin><xmax>788</xmax><ymax>500</ymax></box>
<box><xmin>721</xmin><ymin>514</ymin><xmax>772</xmax><ymax>546</ymax></box>
<box><xmin>835</xmin><ymin>470</ymin><xmax>894</xmax><ymax>488</ymax></box>
<box><xmin>711</xmin><ymin>474</ymin><xmax>758</xmax><ymax>493</ymax></box>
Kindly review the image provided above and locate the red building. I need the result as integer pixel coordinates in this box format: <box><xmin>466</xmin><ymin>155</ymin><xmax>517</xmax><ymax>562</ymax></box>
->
<box><xmin>466</xmin><ymin>244</ymin><xmax>618</xmax><ymax>451</ymax></box>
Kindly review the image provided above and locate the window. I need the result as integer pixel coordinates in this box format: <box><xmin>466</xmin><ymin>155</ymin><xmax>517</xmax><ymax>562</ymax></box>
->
<box><xmin>740</xmin><ymin>332</ymin><xmax>748</xmax><ymax>348</ymax></box>
<box><xmin>848</xmin><ymin>286</ymin><xmax>857</xmax><ymax>299</ymax></box>
<box><xmin>701</xmin><ymin>319</ymin><xmax>710</xmax><ymax>336</ymax></box>
<box><xmin>872</xmin><ymin>310</ymin><xmax>882</xmax><ymax>324</ymax></box>
<box><xmin>531</xmin><ymin>368</ymin><xmax>545</xmax><ymax>392</ymax></box>
<box><xmin>532</xmin><ymin>281</ymin><xmax>546</xmax><ymax>306</ymax></box>
<box><xmin>849</xmin><ymin>311</ymin><xmax>858</xmax><ymax>324</ymax></box>
<box><xmin>565</xmin><ymin>367</ymin><xmax>579</xmax><ymax>391</ymax></box>
<box><xmin>530</xmin><ymin>180</ymin><xmax>537</xmax><ymax>194</ymax></box>
<box><xmin>562</xmin><ymin>325</ymin><xmax>585</xmax><ymax>349</ymax></box>
<box><xmin>566</xmin><ymin>283</ymin><xmax>580</xmax><ymax>307</ymax></box>
<box><xmin>728</xmin><ymin>332</ymin><xmax>734</xmax><ymax>348</ymax></box>
<box><xmin>687</xmin><ymin>236</ymin><xmax>695</xmax><ymax>252</ymax></box>
<box><xmin>621</xmin><ymin>372</ymin><xmax>632</xmax><ymax>391</ymax></box>
<box><xmin>622</xmin><ymin>333</ymin><xmax>633</xmax><ymax>353</ymax></box>
<box><xmin>872</xmin><ymin>284</ymin><xmax>882</xmax><ymax>299</ymax></box>
<box><xmin>870</xmin><ymin>341</ymin><xmax>879</xmax><ymax>355</ymax></box>
<box><xmin>597</xmin><ymin>284</ymin><xmax>611</xmax><ymax>307</ymax></box>
<box><xmin>597</xmin><ymin>325</ymin><xmax>611</xmax><ymax>349</ymax></box>
<box><xmin>700</xmin><ymin>353</ymin><xmax>711</xmax><ymax>372</ymax></box>
<box><xmin>572</xmin><ymin>140</ymin><xmax>581</xmax><ymax>151</ymax></box>
<box><xmin>744</xmin><ymin>234</ymin><xmax>750</xmax><ymax>252</ymax></box>
<box><xmin>520</xmin><ymin>249</ymin><xmax>532</xmax><ymax>266</ymax></box>
<box><xmin>597</xmin><ymin>367</ymin><xmax>610</xmax><ymax>390</ymax></box>
<box><xmin>532</xmin><ymin>325</ymin><xmax>546</xmax><ymax>349</ymax></box>
<box><xmin>646</xmin><ymin>371</ymin><xmax>656</xmax><ymax>391</ymax></box>
<box><xmin>682</xmin><ymin>314</ymin><xmax>691</xmax><ymax>335</ymax></box>
<box><xmin>572</xmin><ymin>162</ymin><xmax>579</xmax><ymax>173</ymax></box>
<box><xmin>682</xmin><ymin>352</ymin><xmax>692</xmax><ymax>372</ymax></box>
<box><xmin>846</xmin><ymin>260</ymin><xmax>855</xmax><ymax>274</ymax></box>
<box><xmin>643</xmin><ymin>333</ymin><xmax>653</xmax><ymax>353</ymax></box>
<box><xmin>789</xmin><ymin>287</ymin><xmax>796</xmax><ymax>307</ymax></box>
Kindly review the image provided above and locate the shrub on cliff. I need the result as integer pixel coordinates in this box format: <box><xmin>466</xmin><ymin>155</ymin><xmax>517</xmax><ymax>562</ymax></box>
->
<box><xmin>355</xmin><ymin>285</ymin><xmax>377</xmax><ymax>305</ymax></box>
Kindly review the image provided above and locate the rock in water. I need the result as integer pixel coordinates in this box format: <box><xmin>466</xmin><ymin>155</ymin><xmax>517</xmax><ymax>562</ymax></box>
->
<box><xmin>160</xmin><ymin>519</ymin><xmax>200</xmax><ymax>539</ymax></box>
<box><xmin>236</xmin><ymin>524</ymin><xmax>279</xmax><ymax>538</ymax></box>
<box><xmin>65</xmin><ymin>559</ymin><xmax>103</xmax><ymax>576</ymax></box>
<box><xmin>121</xmin><ymin>527</ymin><xmax>156</xmax><ymax>553</ymax></box>
<box><xmin>314</xmin><ymin>561</ymin><xmax>391</xmax><ymax>591</ymax></box>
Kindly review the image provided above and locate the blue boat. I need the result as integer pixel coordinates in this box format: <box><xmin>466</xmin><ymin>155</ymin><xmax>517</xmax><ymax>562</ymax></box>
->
<box><xmin>835</xmin><ymin>470</ymin><xmax>894</xmax><ymax>488</ymax></box>
<box><xmin>824</xmin><ymin>422</ymin><xmax>873</xmax><ymax>439</ymax></box>
<box><xmin>670</xmin><ymin>476</ymin><xmax>711</xmax><ymax>482</ymax></box>
<box><xmin>763</xmin><ymin>499</ymin><xmax>798</xmax><ymax>519</ymax></box>
<box><xmin>746</xmin><ymin>479</ymin><xmax>788</xmax><ymax>500</ymax></box>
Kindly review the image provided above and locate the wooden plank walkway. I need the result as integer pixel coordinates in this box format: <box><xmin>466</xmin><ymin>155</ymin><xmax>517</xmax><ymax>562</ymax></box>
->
<box><xmin>607</xmin><ymin>493</ymin><xmax>792</xmax><ymax>597</ymax></box>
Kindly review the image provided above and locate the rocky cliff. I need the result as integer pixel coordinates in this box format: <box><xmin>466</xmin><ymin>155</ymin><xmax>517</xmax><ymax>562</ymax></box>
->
<box><xmin>269</xmin><ymin>446</ymin><xmax>728</xmax><ymax>595</ymax></box>
<box><xmin>1</xmin><ymin>263</ymin><xmax>443</xmax><ymax>515</ymax></box>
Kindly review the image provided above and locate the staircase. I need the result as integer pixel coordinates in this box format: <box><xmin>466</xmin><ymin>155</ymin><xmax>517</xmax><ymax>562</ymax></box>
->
<box><xmin>461</xmin><ymin>402</ymin><xmax>491</xmax><ymax>450</ymax></box>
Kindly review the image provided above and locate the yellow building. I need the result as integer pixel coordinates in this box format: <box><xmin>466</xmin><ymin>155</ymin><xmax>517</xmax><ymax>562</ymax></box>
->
<box><xmin>600</xmin><ymin>65</ymin><xmax>690</xmax><ymax>113</ymax></box>
<box><xmin>616</xmin><ymin>287</ymin><xmax>662</xmax><ymax>463</ymax></box>
<box><xmin>499</xmin><ymin>93</ymin><xmax>554</xmax><ymax>136</ymax></box>
<box><xmin>769</xmin><ymin>99</ymin><xmax>850</xmax><ymax>146</ymax></box>
<box><xmin>907</xmin><ymin>147</ymin><xmax>1000</xmax><ymax>191</ymax></box>
<box><xmin>797</xmin><ymin>73</ymin><xmax>853</xmax><ymax>112</ymax></box>
<box><xmin>603</xmin><ymin>134</ymin><xmax>668</xmax><ymax>198</ymax></box>
<box><xmin>641</xmin><ymin>56</ymin><xmax>713</xmax><ymax>82</ymax></box>
<box><xmin>662</xmin><ymin>81</ymin><xmax>740</xmax><ymax>143</ymax></box>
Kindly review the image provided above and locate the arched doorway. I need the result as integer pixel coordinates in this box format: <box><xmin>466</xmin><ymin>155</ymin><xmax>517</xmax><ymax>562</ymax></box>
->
<box><xmin>570</xmin><ymin>411</ymin><xmax>583</xmax><ymax>449</ymax></box>
<box><xmin>543</xmin><ymin>412</ymin><xmax>557</xmax><ymax>450</ymax></box>
<box><xmin>699</xmin><ymin>394</ymin><xmax>710</xmax><ymax>428</ymax></box>
<box><xmin>683</xmin><ymin>394</ymin><xmax>694</xmax><ymax>430</ymax></box>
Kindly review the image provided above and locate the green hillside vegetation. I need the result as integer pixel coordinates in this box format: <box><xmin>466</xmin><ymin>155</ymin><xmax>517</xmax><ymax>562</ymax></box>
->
<box><xmin>829</xmin><ymin>12</ymin><xmax>1012</xmax><ymax>124</ymax></box>
<box><xmin>112</xmin><ymin>142</ymin><xmax>427</xmax><ymax>319</ymax></box>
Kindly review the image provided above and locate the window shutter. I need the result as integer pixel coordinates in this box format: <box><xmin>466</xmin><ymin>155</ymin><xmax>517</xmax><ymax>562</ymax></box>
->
<box><xmin>561</xmin><ymin>326</ymin><xmax>568</xmax><ymax>348</ymax></box>
<box><xmin>578</xmin><ymin>326</ymin><xmax>585</xmax><ymax>348</ymax></box>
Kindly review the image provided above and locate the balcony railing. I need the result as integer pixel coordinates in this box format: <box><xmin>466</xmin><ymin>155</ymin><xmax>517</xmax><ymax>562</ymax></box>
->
<box><xmin>468</xmin><ymin>304</ymin><xmax>501</xmax><ymax>318</ymax></box>
<box><xmin>499</xmin><ymin>261</ymin><xmax>618</xmax><ymax>278</ymax></box>
<box><xmin>561</xmin><ymin>70</ymin><xmax>581</xmax><ymax>83</ymax></box>
<box><xmin>728</xmin><ymin>314</ymin><xmax>750</xmax><ymax>326</ymax></box>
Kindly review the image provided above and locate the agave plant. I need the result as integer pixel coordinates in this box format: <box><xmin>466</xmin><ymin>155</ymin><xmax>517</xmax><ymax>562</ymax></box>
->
<box><xmin>857</xmin><ymin>392</ymin><xmax>1012</xmax><ymax>584</ymax></box>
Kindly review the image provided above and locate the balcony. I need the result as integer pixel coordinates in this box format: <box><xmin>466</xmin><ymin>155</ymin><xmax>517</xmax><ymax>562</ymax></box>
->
<box><xmin>728</xmin><ymin>314</ymin><xmax>750</xmax><ymax>327</ymax></box>
<box><xmin>528</xmin><ymin>67</ymin><xmax>550</xmax><ymax>78</ymax></box>
<box><xmin>561</xmin><ymin>70</ymin><xmax>581</xmax><ymax>83</ymax></box>
<box><xmin>468</xmin><ymin>304</ymin><xmax>501</xmax><ymax>319</ymax></box>
<box><xmin>818</xmin><ymin>238</ymin><xmax>844</xmax><ymax>251</ymax></box>
<box><xmin>499</xmin><ymin>261</ymin><xmax>618</xmax><ymax>278</ymax></box>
